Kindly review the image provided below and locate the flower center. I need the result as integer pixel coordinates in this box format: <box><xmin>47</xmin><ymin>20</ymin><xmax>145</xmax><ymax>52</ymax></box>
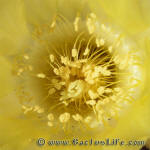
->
<box><xmin>48</xmin><ymin>43</ymin><xmax>117</xmax><ymax>110</ymax></box>
<box><xmin>14</xmin><ymin>13</ymin><xmax>142</xmax><ymax>132</ymax></box>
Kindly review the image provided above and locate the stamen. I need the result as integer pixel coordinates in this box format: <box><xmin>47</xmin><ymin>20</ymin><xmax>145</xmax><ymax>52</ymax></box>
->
<box><xmin>86</xmin><ymin>100</ymin><xmax>96</xmax><ymax>106</ymax></box>
<box><xmin>108</xmin><ymin>46</ymin><xmax>113</xmax><ymax>53</ymax></box>
<box><xmin>53</xmin><ymin>68</ymin><xmax>59</xmax><ymax>75</ymax></box>
<box><xmin>86</xmin><ymin>16</ymin><xmax>96</xmax><ymax>34</ymax></box>
<box><xmin>50</xmin><ymin>20</ymin><xmax>56</xmax><ymax>29</ymax></box>
<box><xmin>72</xmin><ymin>114</ymin><xmax>83</xmax><ymax>121</ymax></box>
<box><xmin>36</xmin><ymin>73</ymin><xmax>46</xmax><ymax>79</ymax></box>
<box><xmin>49</xmin><ymin>88</ymin><xmax>56</xmax><ymax>95</ymax></box>
<box><xmin>74</xmin><ymin>17</ymin><xmax>80</xmax><ymax>32</ymax></box>
<box><xmin>83</xmin><ymin>48</ymin><xmax>90</xmax><ymax>56</ymax></box>
<box><xmin>48</xmin><ymin>113</ymin><xmax>54</xmax><ymax>121</ymax></box>
<box><xmin>84</xmin><ymin>116</ymin><xmax>92</xmax><ymax>123</ymax></box>
<box><xmin>100</xmin><ymin>38</ymin><xmax>105</xmax><ymax>45</ymax></box>
<box><xmin>24</xmin><ymin>55</ymin><xmax>29</xmax><ymax>60</ymax></box>
<box><xmin>59</xmin><ymin>112</ymin><xmax>70</xmax><ymax>123</ymax></box>
<box><xmin>88</xmin><ymin>90</ymin><xmax>98</xmax><ymax>99</ymax></box>
<box><xmin>49</xmin><ymin>54</ymin><xmax>55</xmax><ymax>63</ymax></box>
<box><xmin>97</xmin><ymin>86</ymin><xmax>105</xmax><ymax>95</ymax></box>
<box><xmin>48</xmin><ymin>122</ymin><xmax>53</xmax><ymax>127</ymax></box>
<box><xmin>72</xmin><ymin>48</ymin><xmax>78</xmax><ymax>58</ymax></box>
<box><xmin>17</xmin><ymin>68</ymin><xmax>24</xmax><ymax>76</ymax></box>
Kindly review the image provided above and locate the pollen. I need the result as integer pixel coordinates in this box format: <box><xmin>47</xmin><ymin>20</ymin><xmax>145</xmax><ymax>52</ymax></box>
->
<box><xmin>36</xmin><ymin>73</ymin><xmax>46</xmax><ymax>79</ymax></box>
<box><xmin>22</xmin><ymin>105</ymin><xmax>33</xmax><ymax>114</ymax></box>
<box><xmin>37</xmin><ymin>108</ymin><xmax>44</xmax><ymax>114</ymax></box>
<box><xmin>74</xmin><ymin>17</ymin><xmax>80</xmax><ymax>32</ymax></box>
<box><xmin>88</xmin><ymin>90</ymin><xmax>98</xmax><ymax>99</ymax></box>
<box><xmin>24</xmin><ymin>54</ymin><xmax>29</xmax><ymax>60</ymax></box>
<box><xmin>86</xmin><ymin>15</ymin><xmax>96</xmax><ymax>34</ymax></box>
<box><xmin>84</xmin><ymin>116</ymin><xmax>92</xmax><ymax>123</ymax></box>
<box><xmin>33</xmin><ymin>105</ymin><xmax>44</xmax><ymax>113</ymax></box>
<box><xmin>48</xmin><ymin>113</ymin><xmax>54</xmax><ymax>121</ymax></box>
<box><xmin>108</xmin><ymin>46</ymin><xmax>113</xmax><ymax>53</ymax></box>
<box><xmin>96</xmin><ymin>38</ymin><xmax>100</xmax><ymax>47</ymax></box>
<box><xmin>50</xmin><ymin>20</ymin><xmax>56</xmax><ymax>29</ymax></box>
<box><xmin>59</xmin><ymin>112</ymin><xmax>70</xmax><ymax>123</ymax></box>
<box><xmin>86</xmin><ymin>100</ymin><xmax>96</xmax><ymax>106</ymax></box>
<box><xmin>48</xmin><ymin>88</ymin><xmax>56</xmax><ymax>95</ymax></box>
<box><xmin>53</xmin><ymin>68</ymin><xmax>59</xmax><ymax>75</ymax></box>
<box><xmin>48</xmin><ymin>121</ymin><xmax>53</xmax><ymax>127</ymax></box>
<box><xmin>49</xmin><ymin>54</ymin><xmax>55</xmax><ymax>62</ymax></box>
<box><xmin>72</xmin><ymin>114</ymin><xmax>83</xmax><ymax>122</ymax></box>
<box><xmin>97</xmin><ymin>86</ymin><xmax>105</xmax><ymax>95</ymax></box>
<box><xmin>72</xmin><ymin>48</ymin><xmax>78</xmax><ymax>57</ymax></box>
<box><xmin>17</xmin><ymin>68</ymin><xmax>24</xmax><ymax>76</ymax></box>
<box><xmin>83</xmin><ymin>48</ymin><xmax>90</xmax><ymax>56</ymax></box>
<box><xmin>100</xmin><ymin>38</ymin><xmax>105</xmax><ymax>45</ymax></box>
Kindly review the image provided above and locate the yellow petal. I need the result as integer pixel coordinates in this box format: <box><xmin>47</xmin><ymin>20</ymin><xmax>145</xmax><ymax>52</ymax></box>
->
<box><xmin>0</xmin><ymin>0</ymin><xmax>29</xmax><ymax>55</ymax></box>
<box><xmin>108</xmin><ymin>96</ymin><xmax>150</xmax><ymax>137</ymax></box>
<box><xmin>23</xmin><ymin>0</ymin><xmax>89</xmax><ymax>26</ymax></box>
<box><xmin>89</xmin><ymin>0</ymin><xmax>149</xmax><ymax>35</ymax></box>
<box><xmin>23</xmin><ymin>0</ymin><xmax>57</xmax><ymax>25</ymax></box>
<box><xmin>139</xmin><ymin>0</ymin><xmax>150</xmax><ymax>26</ymax></box>
<box><xmin>104</xmin><ymin>35</ymin><xmax>150</xmax><ymax>146</ymax></box>
<box><xmin>56</xmin><ymin>0</ymin><xmax>89</xmax><ymax>20</ymax></box>
<box><xmin>0</xmin><ymin>56</ymin><xmax>14</xmax><ymax>98</ymax></box>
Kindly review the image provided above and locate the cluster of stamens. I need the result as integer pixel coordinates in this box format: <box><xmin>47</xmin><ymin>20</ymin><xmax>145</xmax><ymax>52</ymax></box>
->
<box><xmin>14</xmin><ymin>13</ymin><xmax>141</xmax><ymax>130</ymax></box>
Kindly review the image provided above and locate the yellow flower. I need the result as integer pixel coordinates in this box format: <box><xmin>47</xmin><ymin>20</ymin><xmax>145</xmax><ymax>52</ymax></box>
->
<box><xmin>0</xmin><ymin>0</ymin><xmax>150</xmax><ymax>150</ymax></box>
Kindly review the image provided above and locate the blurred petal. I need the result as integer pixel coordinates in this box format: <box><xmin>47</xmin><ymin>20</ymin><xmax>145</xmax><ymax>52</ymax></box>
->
<box><xmin>23</xmin><ymin>0</ymin><xmax>57</xmax><ymax>25</ymax></box>
<box><xmin>108</xmin><ymin>96</ymin><xmax>150</xmax><ymax>138</ymax></box>
<box><xmin>102</xmin><ymin>32</ymin><xmax>150</xmax><ymax>149</ymax></box>
<box><xmin>0</xmin><ymin>0</ymin><xmax>29</xmax><ymax>55</ymax></box>
<box><xmin>0</xmin><ymin>56</ymin><xmax>14</xmax><ymax>98</ymax></box>
<box><xmin>23</xmin><ymin>0</ymin><xmax>89</xmax><ymax>27</ymax></box>
<box><xmin>139</xmin><ymin>0</ymin><xmax>150</xmax><ymax>26</ymax></box>
<box><xmin>89</xmin><ymin>0</ymin><xmax>150</xmax><ymax>35</ymax></box>
<box><xmin>56</xmin><ymin>0</ymin><xmax>89</xmax><ymax>20</ymax></box>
